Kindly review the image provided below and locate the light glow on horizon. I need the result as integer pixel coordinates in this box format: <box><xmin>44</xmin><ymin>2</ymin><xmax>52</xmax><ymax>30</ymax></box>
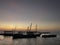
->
<box><xmin>0</xmin><ymin>23</ymin><xmax>60</xmax><ymax>31</ymax></box>
<box><xmin>0</xmin><ymin>0</ymin><xmax>60</xmax><ymax>31</ymax></box>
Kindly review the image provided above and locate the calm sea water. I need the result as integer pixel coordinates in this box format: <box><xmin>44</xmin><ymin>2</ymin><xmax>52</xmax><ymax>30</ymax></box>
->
<box><xmin>0</xmin><ymin>32</ymin><xmax>60</xmax><ymax>45</ymax></box>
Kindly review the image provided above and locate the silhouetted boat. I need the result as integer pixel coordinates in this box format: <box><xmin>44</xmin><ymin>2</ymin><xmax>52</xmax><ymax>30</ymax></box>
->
<box><xmin>13</xmin><ymin>23</ymin><xmax>41</xmax><ymax>39</ymax></box>
<box><xmin>13</xmin><ymin>32</ymin><xmax>36</xmax><ymax>39</ymax></box>
<box><xmin>40</xmin><ymin>34</ymin><xmax>57</xmax><ymax>38</ymax></box>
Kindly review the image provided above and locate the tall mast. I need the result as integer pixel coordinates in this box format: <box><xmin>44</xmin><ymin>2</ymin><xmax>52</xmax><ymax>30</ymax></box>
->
<box><xmin>15</xmin><ymin>26</ymin><xmax>16</xmax><ymax>31</ymax></box>
<box><xmin>36</xmin><ymin>24</ymin><xmax>37</xmax><ymax>32</ymax></box>
<box><xmin>27</xmin><ymin>26</ymin><xmax>29</xmax><ymax>31</ymax></box>
<box><xmin>27</xmin><ymin>26</ymin><xmax>29</xmax><ymax>30</ymax></box>
<box><xmin>30</xmin><ymin>23</ymin><xmax>32</xmax><ymax>31</ymax></box>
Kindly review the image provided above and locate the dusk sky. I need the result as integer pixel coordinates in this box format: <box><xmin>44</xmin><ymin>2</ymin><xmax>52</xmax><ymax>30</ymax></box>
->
<box><xmin>0</xmin><ymin>0</ymin><xmax>60</xmax><ymax>30</ymax></box>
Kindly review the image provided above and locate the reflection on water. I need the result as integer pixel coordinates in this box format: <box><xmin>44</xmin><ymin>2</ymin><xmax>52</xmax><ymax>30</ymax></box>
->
<box><xmin>0</xmin><ymin>35</ymin><xmax>4</xmax><ymax>40</ymax></box>
<box><xmin>13</xmin><ymin>38</ymin><xmax>37</xmax><ymax>45</ymax></box>
<box><xmin>0</xmin><ymin>35</ymin><xmax>60</xmax><ymax>45</ymax></box>
<box><xmin>0</xmin><ymin>36</ymin><xmax>13</xmax><ymax>45</ymax></box>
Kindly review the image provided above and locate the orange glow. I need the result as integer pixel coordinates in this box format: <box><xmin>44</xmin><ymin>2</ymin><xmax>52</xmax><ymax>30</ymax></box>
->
<box><xmin>0</xmin><ymin>24</ymin><xmax>27</xmax><ymax>30</ymax></box>
<box><xmin>0</xmin><ymin>23</ymin><xmax>60</xmax><ymax>31</ymax></box>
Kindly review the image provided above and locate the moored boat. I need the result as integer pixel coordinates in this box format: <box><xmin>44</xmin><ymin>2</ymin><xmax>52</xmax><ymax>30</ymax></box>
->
<box><xmin>40</xmin><ymin>34</ymin><xmax>57</xmax><ymax>38</ymax></box>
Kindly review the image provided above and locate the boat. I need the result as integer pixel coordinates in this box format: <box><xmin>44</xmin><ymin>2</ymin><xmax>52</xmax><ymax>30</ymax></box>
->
<box><xmin>13</xmin><ymin>23</ymin><xmax>40</xmax><ymax>39</ymax></box>
<box><xmin>13</xmin><ymin>23</ymin><xmax>36</xmax><ymax>39</ymax></box>
<box><xmin>13</xmin><ymin>31</ymin><xmax>36</xmax><ymax>39</ymax></box>
<box><xmin>40</xmin><ymin>34</ymin><xmax>57</xmax><ymax>38</ymax></box>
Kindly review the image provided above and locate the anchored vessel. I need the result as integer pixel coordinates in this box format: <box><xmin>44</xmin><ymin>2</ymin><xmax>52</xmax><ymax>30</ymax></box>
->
<box><xmin>13</xmin><ymin>23</ymin><xmax>41</xmax><ymax>39</ymax></box>
<box><xmin>40</xmin><ymin>34</ymin><xmax>56</xmax><ymax>38</ymax></box>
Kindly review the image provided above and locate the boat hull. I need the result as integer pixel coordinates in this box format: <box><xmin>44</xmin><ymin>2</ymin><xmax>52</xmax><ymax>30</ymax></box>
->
<box><xmin>13</xmin><ymin>34</ymin><xmax>36</xmax><ymax>39</ymax></box>
<box><xmin>42</xmin><ymin>35</ymin><xmax>56</xmax><ymax>38</ymax></box>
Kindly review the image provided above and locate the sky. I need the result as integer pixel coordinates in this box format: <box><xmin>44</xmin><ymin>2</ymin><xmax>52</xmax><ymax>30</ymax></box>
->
<box><xmin>0</xmin><ymin>0</ymin><xmax>60</xmax><ymax>31</ymax></box>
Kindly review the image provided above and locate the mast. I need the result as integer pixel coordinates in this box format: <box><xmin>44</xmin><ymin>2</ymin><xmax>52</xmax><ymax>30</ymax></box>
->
<box><xmin>36</xmin><ymin>24</ymin><xmax>37</xmax><ymax>32</ymax></box>
<box><xmin>30</xmin><ymin>23</ymin><xmax>32</xmax><ymax>31</ymax></box>
<box><xmin>27</xmin><ymin>26</ymin><xmax>29</xmax><ymax>32</ymax></box>
<box><xmin>27</xmin><ymin>26</ymin><xmax>29</xmax><ymax>30</ymax></box>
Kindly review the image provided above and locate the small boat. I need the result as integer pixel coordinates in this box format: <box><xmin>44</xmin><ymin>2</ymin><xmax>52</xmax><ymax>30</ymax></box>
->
<box><xmin>40</xmin><ymin>34</ymin><xmax>56</xmax><ymax>38</ymax></box>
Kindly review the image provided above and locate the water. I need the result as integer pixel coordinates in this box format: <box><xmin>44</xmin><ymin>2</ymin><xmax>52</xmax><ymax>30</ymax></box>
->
<box><xmin>0</xmin><ymin>32</ymin><xmax>60</xmax><ymax>45</ymax></box>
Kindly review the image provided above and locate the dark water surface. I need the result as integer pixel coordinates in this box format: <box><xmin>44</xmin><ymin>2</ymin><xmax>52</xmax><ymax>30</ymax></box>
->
<box><xmin>0</xmin><ymin>32</ymin><xmax>60</xmax><ymax>45</ymax></box>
